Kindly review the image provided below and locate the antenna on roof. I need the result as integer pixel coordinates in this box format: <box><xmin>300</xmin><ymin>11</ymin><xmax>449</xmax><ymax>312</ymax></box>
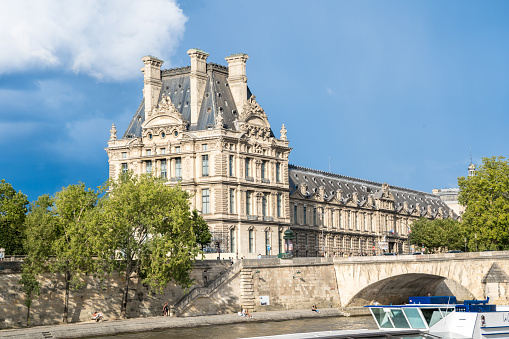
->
<box><xmin>329</xmin><ymin>156</ymin><xmax>330</xmax><ymax>172</ymax></box>
<box><xmin>469</xmin><ymin>147</ymin><xmax>472</xmax><ymax>164</ymax></box>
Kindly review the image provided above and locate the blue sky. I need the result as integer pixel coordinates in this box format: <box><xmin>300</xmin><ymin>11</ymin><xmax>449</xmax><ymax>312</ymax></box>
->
<box><xmin>1</xmin><ymin>0</ymin><xmax>508</xmax><ymax>202</ymax></box>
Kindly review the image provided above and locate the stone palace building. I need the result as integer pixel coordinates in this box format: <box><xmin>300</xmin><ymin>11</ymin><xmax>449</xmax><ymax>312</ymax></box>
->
<box><xmin>106</xmin><ymin>50</ymin><xmax>456</xmax><ymax>258</ymax></box>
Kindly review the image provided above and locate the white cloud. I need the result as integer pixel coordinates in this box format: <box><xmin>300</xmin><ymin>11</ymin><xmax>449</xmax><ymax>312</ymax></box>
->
<box><xmin>0</xmin><ymin>0</ymin><xmax>187</xmax><ymax>81</ymax></box>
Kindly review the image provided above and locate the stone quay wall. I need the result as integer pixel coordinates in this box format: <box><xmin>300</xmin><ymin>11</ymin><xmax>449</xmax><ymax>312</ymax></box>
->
<box><xmin>0</xmin><ymin>259</ymin><xmax>230</xmax><ymax>329</ymax></box>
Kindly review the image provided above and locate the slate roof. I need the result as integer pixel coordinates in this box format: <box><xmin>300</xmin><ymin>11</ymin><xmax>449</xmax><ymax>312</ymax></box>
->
<box><xmin>288</xmin><ymin>164</ymin><xmax>454</xmax><ymax>218</ymax></box>
<box><xmin>123</xmin><ymin>63</ymin><xmax>253</xmax><ymax>138</ymax></box>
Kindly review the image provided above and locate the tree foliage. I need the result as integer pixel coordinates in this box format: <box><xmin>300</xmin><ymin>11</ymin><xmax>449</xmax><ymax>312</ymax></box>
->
<box><xmin>458</xmin><ymin>156</ymin><xmax>509</xmax><ymax>250</ymax></box>
<box><xmin>93</xmin><ymin>172</ymin><xmax>201</xmax><ymax>318</ymax></box>
<box><xmin>410</xmin><ymin>217</ymin><xmax>464</xmax><ymax>253</ymax></box>
<box><xmin>0</xmin><ymin>179</ymin><xmax>29</xmax><ymax>255</ymax></box>
<box><xmin>24</xmin><ymin>184</ymin><xmax>99</xmax><ymax>323</ymax></box>
<box><xmin>19</xmin><ymin>258</ymin><xmax>41</xmax><ymax>327</ymax></box>
<box><xmin>191</xmin><ymin>209</ymin><xmax>211</xmax><ymax>249</ymax></box>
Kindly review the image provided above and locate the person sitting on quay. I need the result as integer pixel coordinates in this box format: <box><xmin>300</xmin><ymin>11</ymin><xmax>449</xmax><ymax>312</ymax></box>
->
<box><xmin>311</xmin><ymin>305</ymin><xmax>320</xmax><ymax>313</ymax></box>
<box><xmin>163</xmin><ymin>302</ymin><xmax>169</xmax><ymax>316</ymax></box>
<box><xmin>92</xmin><ymin>311</ymin><xmax>103</xmax><ymax>322</ymax></box>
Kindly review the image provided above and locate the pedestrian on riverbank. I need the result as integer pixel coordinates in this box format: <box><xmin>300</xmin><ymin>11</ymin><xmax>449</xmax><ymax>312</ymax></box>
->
<box><xmin>311</xmin><ymin>305</ymin><xmax>320</xmax><ymax>313</ymax></box>
<box><xmin>163</xmin><ymin>302</ymin><xmax>169</xmax><ymax>316</ymax></box>
<box><xmin>92</xmin><ymin>311</ymin><xmax>103</xmax><ymax>322</ymax></box>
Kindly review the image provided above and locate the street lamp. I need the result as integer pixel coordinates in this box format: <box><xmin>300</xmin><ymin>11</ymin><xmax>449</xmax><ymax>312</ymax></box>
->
<box><xmin>464</xmin><ymin>237</ymin><xmax>467</xmax><ymax>252</ymax></box>
<box><xmin>475</xmin><ymin>234</ymin><xmax>478</xmax><ymax>252</ymax></box>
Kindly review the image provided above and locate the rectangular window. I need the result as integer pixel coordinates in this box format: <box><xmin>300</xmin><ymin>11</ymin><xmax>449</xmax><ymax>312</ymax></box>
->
<box><xmin>202</xmin><ymin>144</ymin><xmax>208</xmax><ymax>151</ymax></box>
<box><xmin>277</xmin><ymin>194</ymin><xmax>282</xmax><ymax>218</ymax></box>
<box><xmin>202</xmin><ymin>189</ymin><xmax>210</xmax><ymax>214</ymax></box>
<box><xmin>245</xmin><ymin>158</ymin><xmax>251</xmax><ymax>178</ymax></box>
<box><xmin>146</xmin><ymin>149</ymin><xmax>151</xmax><ymax>156</ymax></box>
<box><xmin>249</xmin><ymin>229</ymin><xmax>254</xmax><ymax>253</ymax></box>
<box><xmin>121</xmin><ymin>163</ymin><xmax>128</xmax><ymax>173</ymax></box>
<box><xmin>313</xmin><ymin>207</ymin><xmax>317</xmax><ymax>226</ymax></box>
<box><xmin>261</xmin><ymin>161</ymin><xmax>267</xmax><ymax>179</ymax></box>
<box><xmin>246</xmin><ymin>191</ymin><xmax>252</xmax><ymax>215</ymax></box>
<box><xmin>146</xmin><ymin>160</ymin><xmax>152</xmax><ymax>174</ymax></box>
<box><xmin>122</xmin><ymin>152</ymin><xmax>127</xmax><ymax>159</ymax></box>
<box><xmin>364</xmin><ymin>214</ymin><xmax>368</xmax><ymax>231</ymax></box>
<box><xmin>202</xmin><ymin>155</ymin><xmax>209</xmax><ymax>176</ymax></box>
<box><xmin>303</xmin><ymin>206</ymin><xmax>307</xmax><ymax>225</ymax></box>
<box><xmin>339</xmin><ymin>210</ymin><xmax>342</xmax><ymax>228</ymax></box>
<box><xmin>175</xmin><ymin>146</ymin><xmax>181</xmax><ymax>153</ymax></box>
<box><xmin>276</xmin><ymin>162</ymin><xmax>281</xmax><ymax>182</ymax></box>
<box><xmin>230</xmin><ymin>228</ymin><xmax>236</xmax><ymax>253</ymax></box>
<box><xmin>175</xmin><ymin>158</ymin><xmax>182</xmax><ymax>178</ymax></box>
<box><xmin>348</xmin><ymin>211</ymin><xmax>352</xmax><ymax>229</ymax></box>
<box><xmin>265</xmin><ymin>231</ymin><xmax>270</xmax><ymax>255</ymax></box>
<box><xmin>160</xmin><ymin>159</ymin><xmax>167</xmax><ymax>179</ymax></box>
<box><xmin>160</xmin><ymin>148</ymin><xmax>166</xmax><ymax>155</ymax></box>
<box><xmin>294</xmin><ymin>205</ymin><xmax>298</xmax><ymax>224</ymax></box>
<box><xmin>279</xmin><ymin>230</ymin><xmax>283</xmax><ymax>254</ymax></box>
<box><xmin>229</xmin><ymin>155</ymin><xmax>234</xmax><ymax>176</ymax></box>
<box><xmin>262</xmin><ymin>194</ymin><xmax>268</xmax><ymax>217</ymax></box>
<box><xmin>331</xmin><ymin>210</ymin><xmax>335</xmax><ymax>228</ymax></box>
<box><xmin>230</xmin><ymin>189</ymin><xmax>235</xmax><ymax>213</ymax></box>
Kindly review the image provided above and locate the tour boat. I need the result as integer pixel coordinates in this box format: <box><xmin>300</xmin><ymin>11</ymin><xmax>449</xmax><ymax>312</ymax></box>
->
<box><xmin>366</xmin><ymin>296</ymin><xmax>509</xmax><ymax>338</ymax></box>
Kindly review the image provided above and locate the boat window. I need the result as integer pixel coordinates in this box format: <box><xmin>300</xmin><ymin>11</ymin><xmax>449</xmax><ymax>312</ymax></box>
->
<box><xmin>403</xmin><ymin>308</ymin><xmax>427</xmax><ymax>329</ymax></box>
<box><xmin>371</xmin><ymin>308</ymin><xmax>394</xmax><ymax>328</ymax></box>
<box><xmin>421</xmin><ymin>308</ymin><xmax>454</xmax><ymax>327</ymax></box>
<box><xmin>390</xmin><ymin>309</ymin><xmax>411</xmax><ymax>328</ymax></box>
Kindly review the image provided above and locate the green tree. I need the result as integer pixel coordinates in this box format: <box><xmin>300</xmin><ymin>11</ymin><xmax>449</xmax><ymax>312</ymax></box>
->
<box><xmin>0</xmin><ymin>179</ymin><xmax>29</xmax><ymax>255</ymax></box>
<box><xmin>24</xmin><ymin>185</ymin><xmax>99</xmax><ymax>323</ymax></box>
<box><xmin>458</xmin><ymin>156</ymin><xmax>509</xmax><ymax>251</ymax></box>
<box><xmin>19</xmin><ymin>259</ymin><xmax>41</xmax><ymax>327</ymax></box>
<box><xmin>410</xmin><ymin>218</ymin><xmax>463</xmax><ymax>253</ymax></box>
<box><xmin>191</xmin><ymin>209</ymin><xmax>211</xmax><ymax>250</ymax></box>
<box><xmin>94</xmin><ymin>172</ymin><xmax>201</xmax><ymax>318</ymax></box>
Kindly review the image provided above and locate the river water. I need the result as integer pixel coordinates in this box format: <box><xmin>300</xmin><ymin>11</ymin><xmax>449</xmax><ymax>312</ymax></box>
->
<box><xmin>86</xmin><ymin>316</ymin><xmax>378</xmax><ymax>339</ymax></box>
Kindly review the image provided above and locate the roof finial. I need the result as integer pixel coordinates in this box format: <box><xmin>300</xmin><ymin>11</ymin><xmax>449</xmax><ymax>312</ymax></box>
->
<box><xmin>468</xmin><ymin>147</ymin><xmax>475</xmax><ymax>177</ymax></box>
<box><xmin>110</xmin><ymin>123</ymin><xmax>117</xmax><ymax>140</ymax></box>
<box><xmin>280</xmin><ymin>124</ymin><xmax>287</xmax><ymax>140</ymax></box>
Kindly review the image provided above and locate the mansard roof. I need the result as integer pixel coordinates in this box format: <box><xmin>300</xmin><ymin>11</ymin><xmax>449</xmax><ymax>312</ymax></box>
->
<box><xmin>123</xmin><ymin>63</ymin><xmax>254</xmax><ymax>138</ymax></box>
<box><xmin>288</xmin><ymin>164</ymin><xmax>455</xmax><ymax>219</ymax></box>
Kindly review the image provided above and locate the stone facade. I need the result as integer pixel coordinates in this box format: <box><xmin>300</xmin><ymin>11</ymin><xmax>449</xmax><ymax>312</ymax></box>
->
<box><xmin>106</xmin><ymin>50</ymin><xmax>456</xmax><ymax>258</ymax></box>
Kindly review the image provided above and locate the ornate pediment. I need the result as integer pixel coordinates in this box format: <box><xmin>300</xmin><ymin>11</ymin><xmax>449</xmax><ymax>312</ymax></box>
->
<box><xmin>151</xmin><ymin>95</ymin><xmax>182</xmax><ymax>118</ymax></box>
<box><xmin>144</xmin><ymin>95</ymin><xmax>188</xmax><ymax>129</ymax></box>
<box><xmin>240</xmin><ymin>95</ymin><xmax>270</xmax><ymax>128</ymax></box>
<box><xmin>142</xmin><ymin>95</ymin><xmax>188</xmax><ymax>137</ymax></box>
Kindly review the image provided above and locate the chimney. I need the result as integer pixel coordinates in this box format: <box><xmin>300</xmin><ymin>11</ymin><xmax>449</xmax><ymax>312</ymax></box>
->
<box><xmin>225</xmin><ymin>53</ymin><xmax>249</xmax><ymax>115</ymax></box>
<box><xmin>187</xmin><ymin>49</ymin><xmax>209</xmax><ymax>126</ymax></box>
<box><xmin>141</xmin><ymin>56</ymin><xmax>164</xmax><ymax>120</ymax></box>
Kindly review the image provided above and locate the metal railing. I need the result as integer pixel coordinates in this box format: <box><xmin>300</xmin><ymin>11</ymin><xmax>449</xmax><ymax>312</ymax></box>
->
<box><xmin>173</xmin><ymin>259</ymin><xmax>243</xmax><ymax>315</ymax></box>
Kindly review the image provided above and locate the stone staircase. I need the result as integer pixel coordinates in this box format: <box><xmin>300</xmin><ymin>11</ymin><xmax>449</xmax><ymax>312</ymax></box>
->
<box><xmin>173</xmin><ymin>259</ymin><xmax>243</xmax><ymax>315</ymax></box>
<box><xmin>240</xmin><ymin>269</ymin><xmax>255</xmax><ymax>310</ymax></box>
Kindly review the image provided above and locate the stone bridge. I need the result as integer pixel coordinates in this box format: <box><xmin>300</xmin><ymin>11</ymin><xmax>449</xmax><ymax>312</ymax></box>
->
<box><xmin>334</xmin><ymin>251</ymin><xmax>509</xmax><ymax>307</ymax></box>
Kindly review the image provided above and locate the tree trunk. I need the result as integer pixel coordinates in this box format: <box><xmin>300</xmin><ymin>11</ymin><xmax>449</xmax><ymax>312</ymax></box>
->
<box><xmin>63</xmin><ymin>270</ymin><xmax>70</xmax><ymax>324</ymax></box>
<box><xmin>121</xmin><ymin>262</ymin><xmax>132</xmax><ymax>319</ymax></box>
<box><xmin>26</xmin><ymin>305</ymin><xmax>31</xmax><ymax>327</ymax></box>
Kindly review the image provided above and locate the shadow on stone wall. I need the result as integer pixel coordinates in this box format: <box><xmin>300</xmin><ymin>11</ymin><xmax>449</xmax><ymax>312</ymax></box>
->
<box><xmin>0</xmin><ymin>260</ymin><xmax>231</xmax><ymax>329</ymax></box>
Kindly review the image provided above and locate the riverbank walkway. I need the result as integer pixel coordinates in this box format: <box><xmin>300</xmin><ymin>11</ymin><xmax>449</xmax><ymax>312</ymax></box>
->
<box><xmin>0</xmin><ymin>308</ymin><xmax>356</xmax><ymax>339</ymax></box>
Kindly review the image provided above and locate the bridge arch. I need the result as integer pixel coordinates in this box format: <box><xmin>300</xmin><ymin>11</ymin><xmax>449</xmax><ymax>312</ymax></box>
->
<box><xmin>332</xmin><ymin>254</ymin><xmax>505</xmax><ymax>307</ymax></box>
<box><xmin>345</xmin><ymin>273</ymin><xmax>475</xmax><ymax>306</ymax></box>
